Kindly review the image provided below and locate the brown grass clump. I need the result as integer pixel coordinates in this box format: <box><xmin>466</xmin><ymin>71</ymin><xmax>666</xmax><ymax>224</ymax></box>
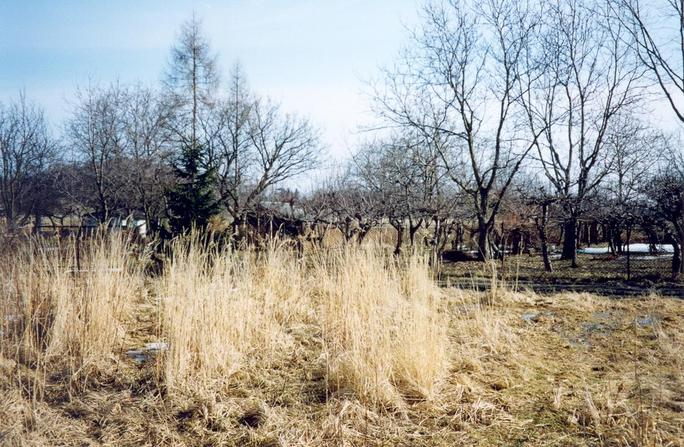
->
<box><xmin>159</xmin><ymin>236</ymin><xmax>448</xmax><ymax>406</ymax></box>
<box><xmin>159</xmin><ymin>236</ymin><xmax>312</xmax><ymax>390</ymax></box>
<box><xmin>316</xmin><ymin>246</ymin><xmax>448</xmax><ymax>406</ymax></box>
<box><xmin>1</xmin><ymin>235</ymin><xmax>142</xmax><ymax>384</ymax></box>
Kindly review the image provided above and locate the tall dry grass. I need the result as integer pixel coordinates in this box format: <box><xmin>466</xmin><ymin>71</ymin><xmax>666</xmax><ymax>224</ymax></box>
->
<box><xmin>2</xmin><ymin>234</ymin><xmax>683</xmax><ymax>445</ymax></box>
<box><xmin>0</xmin><ymin>234</ymin><xmax>143</xmax><ymax>386</ymax></box>
<box><xmin>158</xmin><ymin>236</ymin><xmax>449</xmax><ymax>406</ymax></box>
<box><xmin>315</xmin><ymin>246</ymin><xmax>448</xmax><ymax>406</ymax></box>
<box><xmin>158</xmin><ymin>237</ymin><xmax>312</xmax><ymax>390</ymax></box>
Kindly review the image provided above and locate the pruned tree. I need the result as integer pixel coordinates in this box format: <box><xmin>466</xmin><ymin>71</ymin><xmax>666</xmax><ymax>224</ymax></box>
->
<box><xmin>353</xmin><ymin>131</ymin><xmax>451</xmax><ymax>255</ymax></box>
<box><xmin>600</xmin><ymin>114</ymin><xmax>664</xmax><ymax>256</ymax></box>
<box><xmin>642</xmin><ymin>167</ymin><xmax>684</xmax><ymax>279</ymax></box>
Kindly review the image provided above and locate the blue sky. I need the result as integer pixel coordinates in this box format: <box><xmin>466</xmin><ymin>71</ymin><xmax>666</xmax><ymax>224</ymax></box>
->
<box><xmin>0</xmin><ymin>0</ymin><xmax>421</xmax><ymax>164</ymax></box>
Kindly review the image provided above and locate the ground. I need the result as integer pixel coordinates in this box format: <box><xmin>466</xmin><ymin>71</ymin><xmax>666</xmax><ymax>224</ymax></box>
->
<box><xmin>440</xmin><ymin>252</ymin><xmax>681</xmax><ymax>294</ymax></box>
<box><xmin>2</xmin><ymin>287</ymin><xmax>682</xmax><ymax>446</ymax></box>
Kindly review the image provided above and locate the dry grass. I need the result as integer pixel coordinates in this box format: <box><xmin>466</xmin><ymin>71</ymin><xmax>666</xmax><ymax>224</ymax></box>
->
<box><xmin>0</xmin><ymin>234</ymin><xmax>682</xmax><ymax>446</ymax></box>
<box><xmin>1</xmin><ymin>235</ymin><xmax>143</xmax><ymax>396</ymax></box>
<box><xmin>159</xmin><ymin>237</ymin><xmax>447</xmax><ymax>407</ymax></box>
<box><xmin>314</xmin><ymin>246</ymin><xmax>448</xmax><ymax>406</ymax></box>
<box><xmin>159</xmin><ymin>237</ymin><xmax>313</xmax><ymax>390</ymax></box>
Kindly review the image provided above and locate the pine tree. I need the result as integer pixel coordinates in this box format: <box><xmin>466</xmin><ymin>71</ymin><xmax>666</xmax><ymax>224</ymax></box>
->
<box><xmin>167</xmin><ymin>143</ymin><xmax>220</xmax><ymax>233</ymax></box>
<box><xmin>163</xmin><ymin>15</ymin><xmax>221</xmax><ymax>233</ymax></box>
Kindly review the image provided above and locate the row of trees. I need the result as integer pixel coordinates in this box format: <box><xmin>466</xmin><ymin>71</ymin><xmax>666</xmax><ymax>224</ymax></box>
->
<box><xmin>331</xmin><ymin>0</ymin><xmax>682</xmax><ymax>277</ymax></box>
<box><xmin>0</xmin><ymin>1</ymin><xmax>682</xmax><ymax>276</ymax></box>
<box><xmin>0</xmin><ymin>17</ymin><xmax>321</xmax><ymax>236</ymax></box>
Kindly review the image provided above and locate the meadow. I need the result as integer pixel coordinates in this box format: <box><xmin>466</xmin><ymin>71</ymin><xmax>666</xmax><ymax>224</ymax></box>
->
<box><xmin>0</xmin><ymin>234</ymin><xmax>682</xmax><ymax>446</ymax></box>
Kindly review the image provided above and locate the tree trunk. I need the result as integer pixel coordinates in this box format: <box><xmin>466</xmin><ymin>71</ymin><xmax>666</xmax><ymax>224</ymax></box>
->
<box><xmin>589</xmin><ymin>220</ymin><xmax>599</xmax><ymax>245</ymax></box>
<box><xmin>536</xmin><ymin>203</ymin><xmax>553</xmax><ymax>272</ymax></box>
<box><xmin>32</xmin><ymin>212</ymin><xmax>42</xmax><ymax>235</ymax></box>
<box><xmin>409</xmin><ymin>219</ymin><xmax>422</xmax><ymax>247</ymax></box>
<box><xmin>612</xmin><ymin>227</ymin><xmax>623</xmax><ymax>255</ymax></box>
<box><xmin>625</xmin><ymin>224</ymin><xmax>632</xmax><ymax>281</ymax></box>
<box><xmin>560</xmin><ymin>218</ymin><xmax>578</xmax><ymax>267</ymax></box>
<box><xmin>393</xmin><ymin>223</ymin><xmax>404</xmax><ymax>256</ymax></box>
<box><xmin>673</xmin><ymin>240</ymin><xmax>683</xmax><ymax>280</ymax></box>
<box><xmin>4</xmin><ymin>204</ymin><xmax>16</xmax><ymax>233</ymax></box>
<box><xmin>476</xmin><ymin>220</ymin><xmax>491</xmax><ymax>261</ymax></box>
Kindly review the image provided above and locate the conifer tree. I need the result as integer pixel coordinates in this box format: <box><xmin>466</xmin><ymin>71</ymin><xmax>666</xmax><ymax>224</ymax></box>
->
<box><xmin>164</xmin><ymin>15</ymin><xmax>220</xmax><ymax>232</ymax></box>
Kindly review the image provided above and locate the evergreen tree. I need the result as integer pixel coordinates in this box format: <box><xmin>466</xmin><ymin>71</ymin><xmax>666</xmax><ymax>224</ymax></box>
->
<box><xmin>163</xmin><ymin>15</ymin><xmax>221</xmax><ymax>233</ymax></box>
<box><xmin>167</xmin><ymin>143</ymin><xmax>220</xmax><ymax>233</ymax></box>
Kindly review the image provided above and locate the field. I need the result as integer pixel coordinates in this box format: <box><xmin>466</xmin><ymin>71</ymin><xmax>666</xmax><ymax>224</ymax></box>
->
<box><xmin>1</xmin><ymin>235</ymin><xmax>683</xmax><ymax>446</ymax></box>
<box><xmin>440</xmin><ymin>252</ymin><xmax>682</xmax><ymax>296</ymax></box>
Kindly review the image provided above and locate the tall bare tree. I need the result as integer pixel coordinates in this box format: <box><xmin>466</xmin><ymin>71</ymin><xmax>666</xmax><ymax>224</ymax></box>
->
<box><xmin>611</xmin><ymin>0</ymin><xmax>684</xmax><ymax>122</ymax></box>
<box><xmin>67</xmin><ymin>83</ymin><xmax>129</xmax><ymax>222</ymax></box>
<box><xmin>164</xmin><ymin>15</ymin><xmax>219</xmax><ymax>155</ymax></box>
<box><xmin>0</xmin><ymin>93</ymin><xmax>56</xmax><ymax>232</ymax></box>
<box><xmin>206</xmin><ymin>66</ymin><xmax>322</xmax><ymax>233</ymax></box>
<box><xmin>522</xmin><ymin>0</ymin><xmax>642</xmax><ymax>266</ymax></box>
<box><xmin>206</xmin><ymin>64</ymin><xmax>253</xmax><ymax>226</ymax></box>
<box><xmin>122</xmin><ymin>85</ymin><xmax>175</xmax><ymax>231</ymax></box>
<box><xmin>164</xmin><ymin>15</ymin><xmax>221</xmax><ymax>232</ymax></box>
<box><xmin>373</xmin><ymin>0</ymin><xmax>542</xmax><ymax>260</ymax></box>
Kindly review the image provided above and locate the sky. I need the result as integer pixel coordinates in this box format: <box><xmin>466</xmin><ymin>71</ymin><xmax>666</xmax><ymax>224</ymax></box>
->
<box><xmin>0</xmin><ymin>0</ymin><xmax>422</xmax><ymax>173</ymax></box>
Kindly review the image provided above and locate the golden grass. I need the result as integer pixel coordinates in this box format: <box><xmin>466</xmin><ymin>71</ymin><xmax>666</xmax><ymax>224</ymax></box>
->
<box><xmin>0</xmin><ymin>234</ymin><xmax>682</xmax><ymax>446</ymax></box>
<box><xmin>159</xmin><ymin>237</ymin><xmax>313</xmax><ymax>390</ymax></box>
<box><xmin>159</xmin><ymin>236</ymin><xmax>448</xmax><ymax>407</ymax></box>
<box><xmin>314</xmin><ymin>246</ymin><xmax>448</xmax><ymax>406</ymax></box>
<box><xmin>1</xmin><ymin>235</ymin><xmax>142</xmax><ymax>393</ymax></box>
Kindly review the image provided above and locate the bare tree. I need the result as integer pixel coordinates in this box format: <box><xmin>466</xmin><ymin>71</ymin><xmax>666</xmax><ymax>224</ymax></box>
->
<box><xmin>373</xmin><ymin>0</ymin><xmax>542</xmax><ymax>260</ymax></box>
<box><xmin>611</xmin><ymin>0</ymin><xmax>684</xmax><ymax>122</ymax></box>
<box><xmin>0</xmin><ymin>93</ymin><xmax>57</xmax><ymax>232</ymax></box>
<box><xmin>206</xmin><ymin>66</ymin><xmax>322</xmax><ymax>234</ymax></box>
<box><xmin>642</xmin><ymin>164</ymin><xmax>684</xmax><ymax>278</ymax></box>
<box><xmin>164</xmin><ymin>15</ymin><xmax>221</xmax><ymax>231</ymax></box>
<box><xmin>243</xmin><ymin>99</ymin><xmax>320</xmax><ymax>217</ymax></box>
<box><xmin>67</xmin><ymin>83</ymin><xmax>129</xmax><ymax>222</ymax></box>
<box><xmin>522</xmin><ymin>0</ymin><xmax>642</xmax><ymax>267</ymax></box>
<box><xmin>353</xmin><ymin>132</ymin><xmax>451</xmax><ymax>255</ymax></box>
<box><xmin>122</xmin><ymin>85</ymin><xmax>175</xmax><ymax>232</ymax></box>
<box><xmin>164</xmin><ymin>14</ymin><xmax>219</xmax><ymax>155</ymax></box>
<box><xmin>598</xmin><ymin>114</ymin><xmax>664</xmax><ymax>255</ymax></box>
<box><xmin>206</xmin><ymin>64</ymin><xmax>253</xmax><ymax>227</ymax></box>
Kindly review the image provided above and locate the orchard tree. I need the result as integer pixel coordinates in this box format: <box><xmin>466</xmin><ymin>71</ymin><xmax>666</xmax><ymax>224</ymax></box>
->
<box><xmin>521</xmin><ymin>0</ymin><xmax>642</xmax><ymax>267</ymax></box>
<box><xmin>373</xmin><ymin>0</ymin><xmax>542</xmax><ymax>260</ymax></box>
<box><xmin>353</xmin><ymin>132</ymin><xmax>450</xmax><ymax>255</ymax></box>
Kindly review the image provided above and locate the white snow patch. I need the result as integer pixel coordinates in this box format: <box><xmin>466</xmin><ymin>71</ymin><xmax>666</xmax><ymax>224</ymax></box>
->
<box><xmin>578</xmin><ymin>244</ymin><xmax>674</xmax><ymax>254</ymax></box>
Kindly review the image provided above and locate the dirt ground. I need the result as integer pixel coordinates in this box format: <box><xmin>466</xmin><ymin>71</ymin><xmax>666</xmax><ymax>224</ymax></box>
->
<box><xmin>440</xmin><ymin>252</ymin><xmax>679</xmax><ymax>287</ymax></box>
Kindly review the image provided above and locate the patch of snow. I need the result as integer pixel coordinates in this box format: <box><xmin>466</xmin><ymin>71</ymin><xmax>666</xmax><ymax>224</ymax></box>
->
<box><xmin>126</xmin><ymin>341</ymin><xmax>169</xmax><ymax>365</ymax></box>
<box><xmin>635</xmin><ymin>315</ymin><xmax>656</xmax><ymax>327</ymax></box>
<box><xmin>143</xmin><ymin>342</ymin><xmax>169</xmax><ymax>351</ymax></box>
<box><xmin>577</xmin><ymin>244</ymin><xmax>674</xmax><ymax>254</ymax></box>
